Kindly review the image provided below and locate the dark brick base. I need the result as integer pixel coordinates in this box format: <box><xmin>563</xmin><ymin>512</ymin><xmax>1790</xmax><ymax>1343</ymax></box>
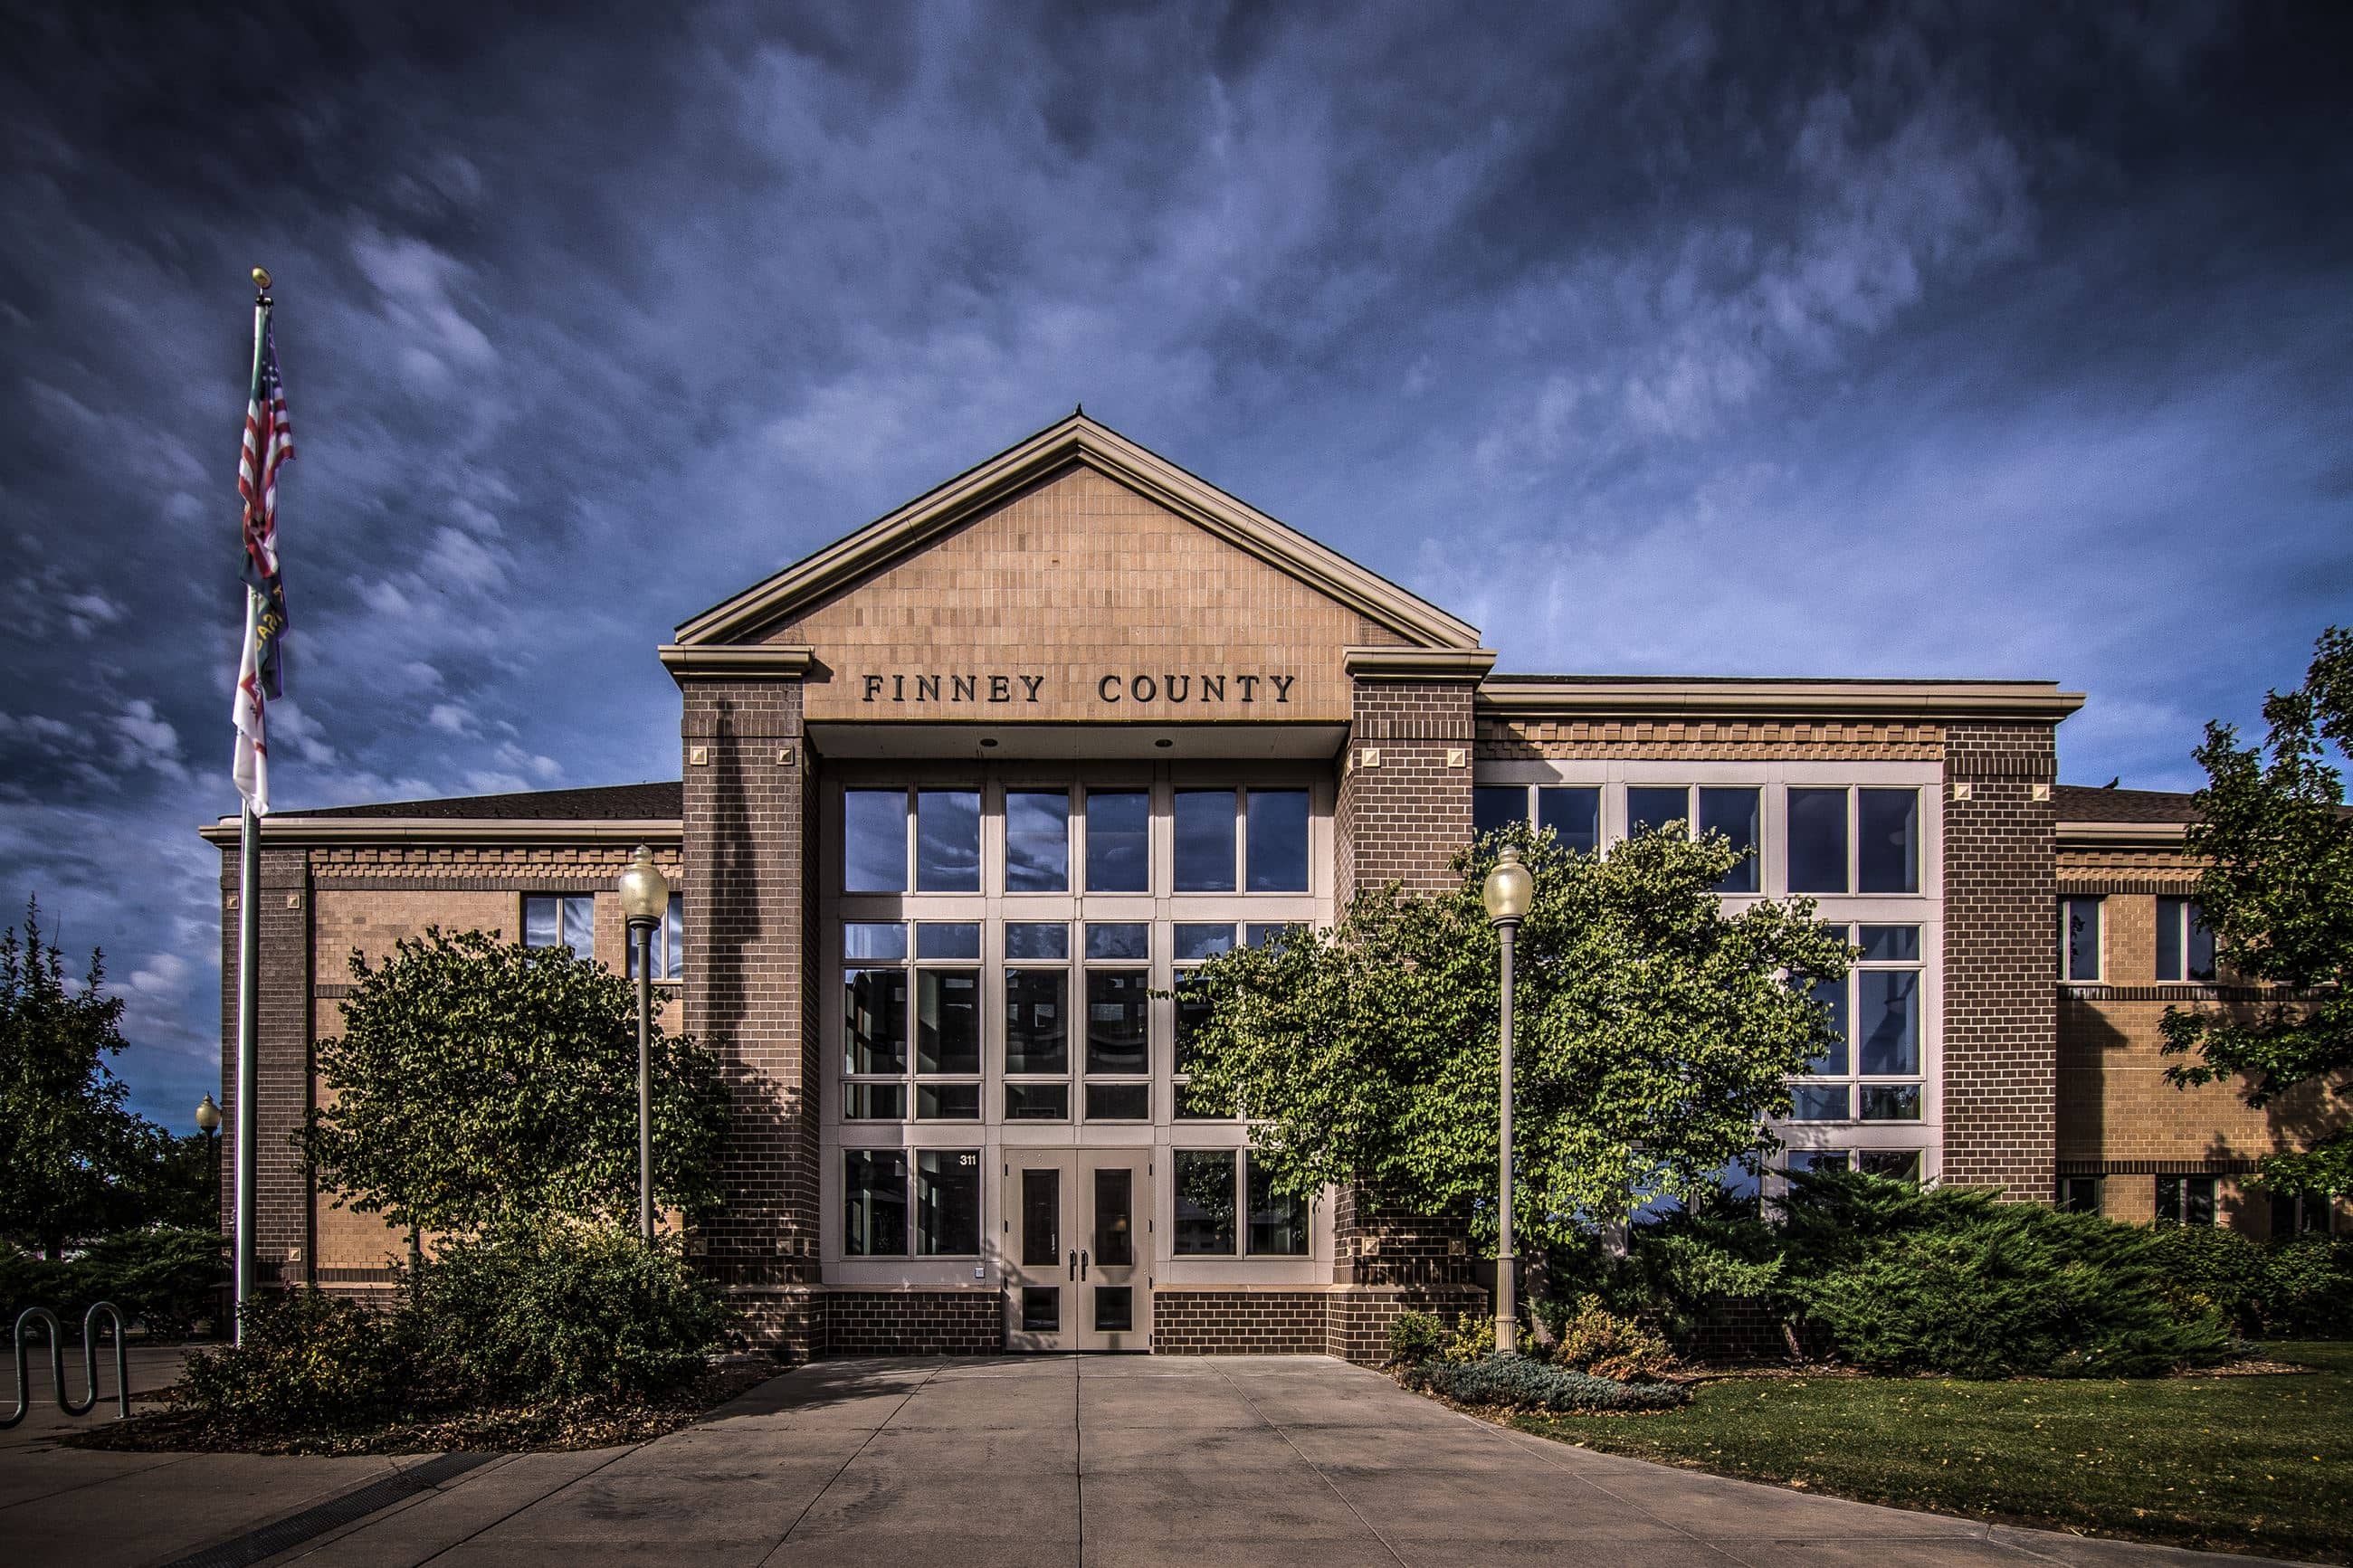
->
<box><xmin>1153</xmin><ymin>1290</ymin><xmax>1328</xmax><ymax>1354</ymax></box>
<box><xmin>823</xmin><ymin>1288</ymin><xmax>1005</xmax><ymax>1355</ymax></box>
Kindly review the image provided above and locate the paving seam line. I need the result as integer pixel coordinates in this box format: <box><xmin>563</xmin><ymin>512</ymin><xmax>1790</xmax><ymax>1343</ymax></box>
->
<box><xmin>1201</xmin><ymin>1359</ymin><xmax>1411</xmax><ymax>1568</ymax></box>
<box><xmin>149</xmin><ymin>1450</ymin><xmax>498</xmax><ymax>1568</ymax></box>
<box><xmin>758</xmin><ymin>1357</ymin><xmax>954</xmax><ymax>1563</ymax></box>
<box><xmin>262</xmin><ymin>1452</ymin><xmax>527</xmax><ymax>1564</ymax></box>
<box><xmin>405</xmin><ymin>1444</ymin><xmax>653</xmax><ymax>1568</ymax></box>
<box><xmin>0</xmin><ymin>1449</ymin><xmax>199</xmax><ymax>1512</ymax></box>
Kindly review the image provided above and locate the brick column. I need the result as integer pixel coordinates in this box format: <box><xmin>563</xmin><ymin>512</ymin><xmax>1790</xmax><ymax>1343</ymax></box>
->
<box><xmin>215</xmin><ymin>844</ymin><xmax>314</xmax><ymax>1286</ymax></box>
<box><xmin>678</xmin><ymin>670</ymin><xmax>821</xmax><ymax>1347</ymax></box>
<box><xmin>1327</xmin><ymin>654</ymin><xmax>1490</xmax><ymax>1328</ymax></box>
<box><xmin>1941</xmin><ymin>722</ymin><xmax>2061</xmax><ymax>1201</ymax></box>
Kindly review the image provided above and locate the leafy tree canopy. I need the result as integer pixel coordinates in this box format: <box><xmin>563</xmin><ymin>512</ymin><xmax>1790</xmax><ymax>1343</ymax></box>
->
<box><xmin>0</xmin><ymin>898</ymin><xmax>197</xmax><ymax>1256</ymax></box>
<box><xmin>300</xmin><ymin>928</ymin><xmax>729</xmax><ymax>1234</ymax></box>
<box><xmin>1178</xmin><ymin>825</ymin><xmax>1851</xmax><ymax>1247</ymax></box>
<box><xmin>2163</xmin><ymin>626</ymin><xmax>2353</xmax><ymax>1198</ymax></box>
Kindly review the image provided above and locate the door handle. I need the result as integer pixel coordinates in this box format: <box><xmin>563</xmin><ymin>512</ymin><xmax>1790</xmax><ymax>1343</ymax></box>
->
<box><xmin>1067</xmin><ymin>1249</ymin><xmax>1076</xmax><ymax>1280</ymax></box>
<box><xmin>1081</xmin><ymin>1250</ymin><xmax>1090</xmax><ymax>1279</ymax></box>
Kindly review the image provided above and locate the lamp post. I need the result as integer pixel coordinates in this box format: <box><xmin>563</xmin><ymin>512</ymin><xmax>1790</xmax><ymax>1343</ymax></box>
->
<box><xmin>617</xmin><ymin>844</ymin><xmax>671</xmax><ymax>1243</ymax></box>
<box><xmin>1481</xmin><ymin>844</ymin><xmax>1534</xmax><ymax>1356</ymax></box>
<box><xmin>195</xmin><ymin>1093</ymin><xmax>222</xmax><ymax>1218</ymax></box>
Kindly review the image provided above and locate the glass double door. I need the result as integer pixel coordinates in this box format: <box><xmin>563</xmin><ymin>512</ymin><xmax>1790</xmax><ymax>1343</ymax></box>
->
<box><xmin>1005</xmin><ymin>1150</ymin><xmax>1149</xmax><ymax>1351</ymax></box>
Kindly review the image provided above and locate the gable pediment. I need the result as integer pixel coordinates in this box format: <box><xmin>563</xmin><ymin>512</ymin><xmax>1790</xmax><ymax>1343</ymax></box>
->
<box><xmin>666</xmin><ymin>415</ymin><xmax>1483</xmax><ymax>724</ymax></box>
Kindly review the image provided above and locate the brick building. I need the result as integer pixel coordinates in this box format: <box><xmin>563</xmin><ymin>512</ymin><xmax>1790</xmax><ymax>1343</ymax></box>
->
<box><xmin>203</xmin><ymin>413</ymin><xmax>2342</xmax><ymax>1359</ymax></box>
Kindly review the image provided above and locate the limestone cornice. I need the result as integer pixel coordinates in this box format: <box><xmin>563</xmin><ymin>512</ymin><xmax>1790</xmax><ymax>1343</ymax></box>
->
<box><xmin>1477</xmin><ymin>678</ymin><xmax>2085</xmax><ymax>725</ymax></box>
<box><xmin>1343</xmin><ymin>647</ymin><xmax>1499</xmax><ymax>680</ymax></box>
<box><xmin>659</xmin><ymin>643</ymin><xmax>815</xmax><ymax>682</ymax></box>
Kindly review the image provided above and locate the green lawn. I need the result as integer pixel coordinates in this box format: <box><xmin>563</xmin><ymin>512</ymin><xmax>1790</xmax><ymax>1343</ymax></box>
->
<box><xmin>1515</xmin><ymin>1342</ymin><xmax>2353</xmax><ymax>1563</ymax></box>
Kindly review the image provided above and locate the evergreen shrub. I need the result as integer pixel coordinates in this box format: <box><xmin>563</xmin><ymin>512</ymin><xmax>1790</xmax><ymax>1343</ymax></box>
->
<box><xmin>1</xmin><ymin>1226</ymin><xmax>227</xmax><ymax>1339</ymax></box>
<box><xmin>1407</xmin><ymin>1353</ymin><xmax>1687</xmax><ymax>1412</ymax></box>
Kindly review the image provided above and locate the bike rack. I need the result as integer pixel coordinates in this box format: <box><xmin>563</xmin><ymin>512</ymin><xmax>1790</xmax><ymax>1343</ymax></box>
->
<box><xmin>3</xmin><ymin>1304</ymin><xmax>130</xmax><ymax>1428</ymax></box>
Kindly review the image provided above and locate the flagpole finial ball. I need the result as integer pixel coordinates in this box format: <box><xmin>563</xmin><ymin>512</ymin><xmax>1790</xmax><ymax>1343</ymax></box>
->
<box><xmin>251</xmin><ymin>266</ymin><xmax>272</xmax><ymax>290</ymax></box>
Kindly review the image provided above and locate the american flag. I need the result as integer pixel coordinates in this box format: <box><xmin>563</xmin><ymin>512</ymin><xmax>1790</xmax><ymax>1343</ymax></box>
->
<box><xmin>233</xmin><ymin>319</ymin><xmax>294</xmax><ymax>815</ymax></box>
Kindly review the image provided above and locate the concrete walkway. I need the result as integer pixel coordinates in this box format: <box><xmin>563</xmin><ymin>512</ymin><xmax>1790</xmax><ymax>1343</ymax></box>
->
<box><xmin>0</xmin><ymin>1354</ymin><xmax>2318</xmax><ymax>1566</ymax></box>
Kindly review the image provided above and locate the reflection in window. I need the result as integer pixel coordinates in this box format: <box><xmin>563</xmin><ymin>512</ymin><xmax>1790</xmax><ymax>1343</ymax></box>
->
<box><xmin>1005</xmin><ymin>921</ymin><xmax>1068</xmax><ymax>961</ymax></box>
<box><xmin>1786</xmin><ymin>788</ymin><xmax>1848</xmax><ymax>893</ymax></box>
<box><xmin>1175</xmin><ymin>789</ymin><xmax>1237</xmax><ymax>892</ymax></box>
<box><xmin>1174</xmin><ymin>1150</ymin><xmax>1236</xmax><ymax>1254</ymax></box>
<box><xmin>1085</xmin><ymin>1082</ymin><xmax>1150</xmax><ymax>1120</ymax></box>
<box><xmin>2156</xmin><ymin>1174</ymin><xmax>2217</xmax><ymax>1226</ymax></box>
<box><xmin>1004</xmin><ymin>971</ymin><xmax>1068</xmax><ymax>1075</ymax></box>
<box><xmin>1246</xmin><ymin>789</ymin><xmax>1310</xmax><ymax>891</ymax></box>
<box><xmin>1085</xmin><ymin>790</ymin><xmax>1150</xmax><ymax>891</ymax></box>
<box><xmin>917</xmin><ymin>922</ymin><xmax>980</xmax><ymax>960</ymax></box>
<box><xmin>2060</xmin><ymin>897</ymin><xmax>2102</xmax><ymax>982</ymax></box>
<box><xmin>1788</xmin><ymin>1149</ymin><xmax>1851</xmax><ymax>1175</ymax></box>
<box><xmin>843</xmin><ymin>1149</ymin><xmax>909</xmax><ymax>1255</ymax></box>
<box><xmin>1174</xmin><ymin>924</ymin><xmax>1234</xmax><ymax>961</ymax></box>
<box><xmin>1858</xmin><ymin>1085</ymin><xmax>1920</xmax><ymax>1121</ymax></box>
<box><xmin>1700</xmin><ymin>787</ymin><xmax>1760</xmax><ymax>894</ymax></box>
<box><xmin>916</xmin><ymin>789</ymin><xmax>981</xmax><ymax>891</ymax></box>
<box><xmin>1857</xmin><ymin>1150</ymin><xmax>1920</xmax><ymax>1182</ymax></box>
<box><xmin>1004</xmin><ymin>1082</ymin><xmax>1070</xmax><ymax>1120</ymax></box>
<box><xmin>916</xmin><ymin>1082</ymin><xmax>979</xmax><ymax>1119</ymax></box>
<box><xmin>843</xmin><ymin>969</ymin><xmax>907</xmax><ymax>1075</ymax></box>
<box><xmin>1856</xmin><ymin>971</ymin><xmax>1919</xmax><ymax>1076</ymax></box>
<box><xmin>844</xmin><ymin>789</ymin><xmax>907</xmax><ymax>892</ymax></box>
<box><xmin>1004</xmin><ymin>791</ymin><xmax>1071</xmax><ymax>892</ymax></box>
<box><xmin>1094</xmin><ymin>1168</ymin><xmax>1136</xmax><ymax>1268</ymax></box>
<box><xmin>1857</xmin><ymin>789</ymin><xmax>1918</xmax><ymax>894</ymax></box>
<box><xmin>1538</xmin><ymin>786</ymin><xmax>1599</xmax><ymax>857</ymax></box>
<box><xmin>915</xmin><ymin>1150</ymin><xmax>980</xmax><ymax>1255</ymax></box>
<box><xmin>1858</xmin><ymin>925</ymin><xmax>1919</xmax><ymax>962</ymax></box>
<box><xmin>1085</xmin><ymin>971</ymin><xmax>1149</xmax><ymax>1074</ymax></box>
<box><xmin>1085</xmin><ymin>922</ymin><xmax>1149</xmax><ymax>961</ymax></box>
<box><xmin>2157</xmin><ymin>898</ymin><xmax>2215</xmax><ymax>982</ymax></box>
<box><xmin>1788</xmin><ymin>1085</ymin><xmax>1850</xmax><ymax>1120</ymax></box>
<box><xmin>1246</xmin><ymin>1155</ymin><xmax>1310</xmax><ymax>1256</ymax></box>
<box><xmin>1805</xmin><ymin>978</ymin><xmax>1848</xmax><ymax>1076</ymax></box>
<box><xmin>524</xmin><ymin>895</ymin><xmax>595</xmax><ymax>961</ymax></box>
<box><xmin>916</xmin><ymin>971</ymin><xmax>979</xmax><ymax>1075</ymax></box>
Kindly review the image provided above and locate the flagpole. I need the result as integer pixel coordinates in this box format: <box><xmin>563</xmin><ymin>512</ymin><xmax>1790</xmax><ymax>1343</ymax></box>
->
<box><xmin>233</xmin><ymin>268</ymin><xmax>272</xmax><ymax>1343</ymax></box>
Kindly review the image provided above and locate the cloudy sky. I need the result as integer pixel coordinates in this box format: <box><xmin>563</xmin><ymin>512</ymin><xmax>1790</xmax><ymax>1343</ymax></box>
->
<box><xmin>3</xmin><ymin>2</ymin><xmax>2348</xmax><ymax>1126</ymax></box>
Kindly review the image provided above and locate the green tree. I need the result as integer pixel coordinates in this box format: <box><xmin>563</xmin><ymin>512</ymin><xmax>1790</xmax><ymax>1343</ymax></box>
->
<box><xmin>0</xmin><ymin>899</ymin><xmax>173</xmax><ymax>1257</ymax></box>
<box><xmin>1179</xmin><ymin>826</ymin><xmax>1851</xmax><ymax>1247</ymax></box>
<box><xmin>2163</xmin><ymin>626</ymin><xmax>2353</xmax><ymax>1199</ymax></box>
<box><xmin>299</xmin><ymin>928</ymin><xmax>729</xmax><ymax>1234</ymax></box>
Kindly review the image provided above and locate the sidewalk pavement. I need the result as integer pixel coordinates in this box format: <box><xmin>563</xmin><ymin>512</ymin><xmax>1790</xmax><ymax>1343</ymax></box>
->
<box><xmin>0</xmin><ymin>1354</ymin><xmax>2322</xmax><ymax>1567</ymax></box>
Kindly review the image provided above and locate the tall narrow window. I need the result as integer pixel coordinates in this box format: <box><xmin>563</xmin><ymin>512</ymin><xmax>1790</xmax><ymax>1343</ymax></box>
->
<box><xmin>843</xmin><ymin>789</ymin><xmax>908</xmax><ymax>893</ymax></box>
<box><xmin>915</xmin><ymin>789</ymin><xmax>981</xmax><ymax>892</ymax></box>
<box><xmin>1786</xmin><ymin>788</ymin><xmax>1849</xmax><ymax>893</ymax></box>
<box><xmin>2157</xmin><ymin>898</ymin><xmax>2215</xmax><ymax>982</ymax></box>
<box><xmin>1174</xmin><ymin>1150</ymin><xmax>1237</xmax><ymax>1254</ymax></box>
<box><xmin>1699</xmin><ymin>787</ymin><xmax>1760</xmax><ymax>893</ymax></box>
<box><xmin>1004</xmin><ymin>791</ymin><xmax>1071</xmax><ymax>892</ymax></box>
<box><xmin>1245</xmin><ymin>1155</ymin><xmax>1310</xmax><ymax>1256</ymax></box>
<box><xmin>1082</xmin><ymin>922</ymin><xmax>1149</xmax><ymax>1120</ymax></box>
<box><xmin>1537</xmin><ymin>786</ymin><xmax>1599</xmax><ymax>856</ymax></box>
<box><xmin>2060</xmin><ymin>897</ymin><xmax>2102</xmax><ymax>982</ymax></box>
<box><xmin>1085</xmin><ymin>790</ymin><xmax>1150</xmax><ymax>892</ymax></box>
<box><xmin>914</xmin><ymin>1150</ymin><xmax>980</xmax><ymax>1255</ymax></box>
<box><xmin>843</xmin><ymin>1149</ymin><xmax>909</xmax><ymax>1256</ymax></box>
<box><xmin>1174</xmin><ymin>789</ymin><xmax>1237</xmax><ymax>892</ymax></box>
<box><xmin>1857</xmin><ymin>788</ymin><xmax>1919</xmax><ymax>894</ymax></box>
<box><xmin>1174</xmin><ymin>924</ymin><xmax>1235</xmax><ymax>1121</ymax></box>
<box><xmin>1245</xmin><ymin>789</ymin><xmax>1310</xmax><ymax>892</ymax></box>
<box><xmin>629</xmin><ymin>892</ymin><xmax>687</xmax><ymax>981</ymax></box>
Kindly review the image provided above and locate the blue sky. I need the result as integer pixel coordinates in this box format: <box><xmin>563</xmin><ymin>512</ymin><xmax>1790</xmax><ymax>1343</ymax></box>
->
<box><xmin>2</xmin><ymin>2</ymin><xmax>2348</xmax><ymax>1127</ymax></box>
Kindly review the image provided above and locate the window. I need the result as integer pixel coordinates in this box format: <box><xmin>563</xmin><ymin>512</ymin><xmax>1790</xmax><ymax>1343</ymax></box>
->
<box><xmin>1538</xmin><ymin>787</ymin><xmax>1600</xmax><ymax>856</ymax></box>
<box><xmin>841</xmin><ymin>922</ymin><xmax>981</xmax><ymax>1122</ymax></box>
<box><xmin>843</xmin><ymin>1149</ymin><xmax>909</xmax><ymax>1255</ymax></box>
<box><xmin>1786</xmin><ymin>924</ymin><xmax>1923</xmax><ymax>1125</ymax></box>
<box><xmin>1857</xmin><ymin>789</ymin><xmax>1920</xmax><ymax>894</ymax></box>
<box><xmin>2157</xmin><ymin>898</ymin><xmax>2215</xmax><ymax>982</ymax></box>
<box><xmin>843</xmin><ymin>789</ymin><xmax>909</xmax><ymax>892</ymax></box>
<box><xmin>2272</xmin><ymin>1193</ymin><xmax>2334</xmax><ymax>1237</ymax></box>
<box><xmin>1246</xmin><ymin>789</ymin><xmax>1310</xmax><ymax>891</ymax></box>
<box><xmin>1472</xmin><ymin>785</ymin><xmax>1525</xmax><ymax>839</ymax></box>
<box><xmin>1005</xmin><ymin>791</ymin><xmax>1072</xmax><ymax>892</ymax></box>
<box><xmin>1787</xmin><ymin>1150</ymin><xmax>1850</xmax><ymax>1175</ymax></box>
<box><xmin>1700</xmin><ymin>788</ymin><xmax>1760</xmax><ymax>893</ymax></box>
<box><xmin>1083</xmin><ymin>923</ymin><xmax>1149</xmax><ymax>1120</ymax></box>
<box><xmin>1085</xmin><ymin>790</ymin><xmax>1150</xmax><ymax>892</ymax></box>
<box><xmin>1174</xmin><ymin>1150</ymin><xmax>1236</xmax><ymax>1253</ymax></box>
<box><xmin>915</xmin><ymin>1150</ymin><xmax>981</xmax><ymax>1255</ymax></box>
<box><xmin>627</xmin><ymin>894</ymin><xmax>686</xmax><ymax>981</ymax></box>
<box><xmin>1786</xmin><ymin>788</ymin><xmax>1849</xmax><ymax>893</ymax></box>
<box><xmin>1626</xmin><ymin>785</ymin><xmax>1689</xmax><ymax>837</ymax></box>
<box><xmin>2059</xmin><ymin>897</ymin><xmax>2103</xmax><ymax>982</ymax></box>
<box><xmin>1173</xmin><ymin>1150</ymin><xmax>1309</xmax><ymax>1257</ymax></box>
<box><xmin>1856</xmin><ymin>1150</ymin><xmax>1921</xmax><ymax>1182</ymax></box>
<box><xmin>1174</xmin><ymin>924</ymin><xmax>1235</xmax><ymax>1120</ymax></box>
<box><xmin>1174</xmin><ymin>790</ymin><xmax>1237</xmax><ymax>891</ymax></box>
<box><xmin>1005</xmin><ymin>923</ymin><xmax>1070</xmax><ymax>1120</ymax></box>
<box><xmin>2058</xmin><ymin>1177</ymin><xmax>2102</xmax><ymax>1215</ymax></box>
<box><xmin>844</xmin><ymin>1148</ymin><xmax>980</xmax><ymax>1257</ymax></box>
<box><xmin>2156</xmin><ymin>1175</ymin><xmax>2217</xmax><ymax>1227</ymax></box>
<box><xmin>1246</xmin><ymin>1154</ymin><xmax>1310</xmax><ymax>1256</ymax></box>
<box><xmin>524</xmin><ymin>895</ymin><xmax>595</xmax><ymax>961</ymax></box>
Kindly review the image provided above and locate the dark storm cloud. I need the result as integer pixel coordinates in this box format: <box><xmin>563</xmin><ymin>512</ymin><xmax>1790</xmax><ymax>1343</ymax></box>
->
<box><xmin>2</xmin><ymin>0</ymin><xmax>2348</xmax><ymax>1121</ymax></box>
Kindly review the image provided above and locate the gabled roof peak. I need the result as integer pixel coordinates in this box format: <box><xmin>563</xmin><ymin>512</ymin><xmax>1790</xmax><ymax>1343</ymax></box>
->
<box><xmin>672</xmin><ymin>412</ymin><xmax>1481</xmax><ymax>651</ymax></box>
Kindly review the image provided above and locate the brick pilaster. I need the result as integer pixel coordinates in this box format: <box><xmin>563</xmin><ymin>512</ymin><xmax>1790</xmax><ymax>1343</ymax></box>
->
<box><xmin>1940</xmin><ymin>723</ymin><xmax>2061</xmax><ymax>1200</ymax></box>
<box><xmin>216</xmin><ymin>844</ymin><xmax>314</xmax><ymax>1285</ymax></box>
<box><xmin>679</xmin><ymin>677</ymin><xmax>821</xmax><ymax>1310</ymax></box>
